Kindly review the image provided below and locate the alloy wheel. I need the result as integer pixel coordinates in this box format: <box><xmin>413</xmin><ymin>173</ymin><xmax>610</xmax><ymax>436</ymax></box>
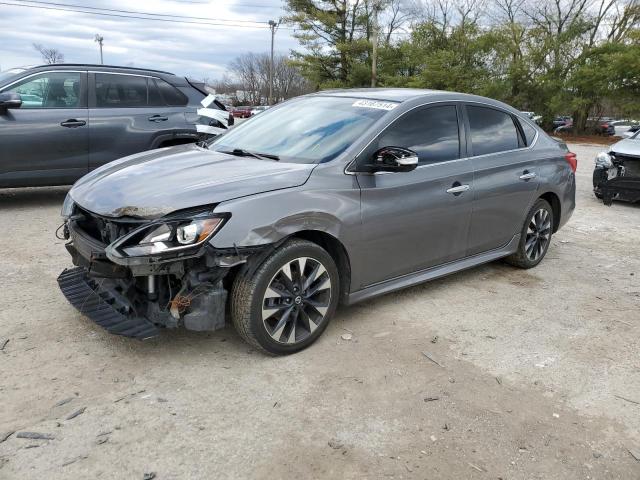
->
<box><xmin>262</xmin><ymin>257</ymin><xmax>332</xmax><ymax>345</ymax></box>
<box><xmin>525</xmin><ymin>208</ymin><xmax>551</xmax><ymax>262</ymax></box>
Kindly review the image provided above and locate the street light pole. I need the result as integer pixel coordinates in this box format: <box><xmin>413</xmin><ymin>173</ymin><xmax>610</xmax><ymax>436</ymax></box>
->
<box><xmin>268</xmin><ymin>19</ymin><xmax>279</xmax><ymax>106</ymax></box>
<box><xmin>94</xmin><ymin>34</ymin><xmax>104</xmax><ymax>64</ymax></box>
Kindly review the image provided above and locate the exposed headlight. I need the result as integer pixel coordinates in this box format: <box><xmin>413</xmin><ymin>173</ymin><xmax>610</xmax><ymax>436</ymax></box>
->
<box><xmin>106</xmin><ymin>215</ymin><xmax>228</xmax><ymax>261</ymax></box>
<box><xmin>595</xmin><ymin>151</ymin><xmax>613</xmax><ymax>168</ymax></box>
<box><xmin>61</xmin><ymin>193</ymin><xmax>75</xmax><ymax>219</ymax></box>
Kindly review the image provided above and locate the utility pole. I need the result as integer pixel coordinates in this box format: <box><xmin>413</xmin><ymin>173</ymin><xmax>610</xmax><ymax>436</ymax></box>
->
<box><xmin>94</xmin><ymin>34</ymin><xmax>104</xmax><ymax>64</ymax></box>
<box><xmin>371</xmin><ymin>3</ymin><xmax>381</xmax><ymax>87</ymax></box>
<box><xmin>268</xmin><ymin>19</ymin><xmax>279</xmax><ymax>106</ymax></box>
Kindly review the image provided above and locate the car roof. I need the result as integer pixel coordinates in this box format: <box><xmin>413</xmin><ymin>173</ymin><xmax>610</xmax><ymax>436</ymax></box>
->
<box><xmin>310</xmin><ymin>88</ymin><xmax>523</xmax><ymax>115</ymax></box>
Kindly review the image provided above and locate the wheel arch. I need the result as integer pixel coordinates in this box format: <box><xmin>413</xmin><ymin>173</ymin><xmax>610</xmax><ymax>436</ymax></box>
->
<box><xmin>538</xmin><ymin>191</ymin><xmax>561</xmax><ymax>232</ymax></box>
<box><xmin>289</xmin><ymin>230</ymin><xmax>352</xmax><ymax>304</ymax></box>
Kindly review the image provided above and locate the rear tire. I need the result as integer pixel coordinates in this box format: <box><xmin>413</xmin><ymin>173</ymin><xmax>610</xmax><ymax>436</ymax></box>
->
<box><xmin>231</xmin><ymin>239</ymin><xmax>339</xmax><ymax>355</ymax></box>
<box><xmin>505</xmin><ymin>199</ymin><xmax>554</xmax><ymax>269</ymax></box>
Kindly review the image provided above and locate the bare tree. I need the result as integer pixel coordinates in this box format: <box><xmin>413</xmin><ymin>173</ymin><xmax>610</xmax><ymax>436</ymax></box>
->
<box><xmin>33</xmin><ymin>43</ymin><xmax>65</xmax><ymax>64</ymax></box>
<box><xmin>228</xmin><ymin>52</ymin><xmax>312</xmax><ymax>104</ymax></box>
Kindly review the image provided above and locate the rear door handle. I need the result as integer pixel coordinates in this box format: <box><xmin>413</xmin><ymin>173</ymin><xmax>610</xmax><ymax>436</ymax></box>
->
<box><xmin>148</xmin><ymin>115</ymin><xmax>168</xmax><ymax>122</ymax></box>
<box><xmin>519</xmin><ymin>171</ymin><xmax>537</xmax><ymax>181</ymax></box>
<box><xmin>60</xmin><ymin>119</ymin><xmax>86</xmax><ymax>128</ymax></box>
<box><xmin>446</xmin><ymin>183</ymin><xmax>470</xmax><ymax>195</ymax></box>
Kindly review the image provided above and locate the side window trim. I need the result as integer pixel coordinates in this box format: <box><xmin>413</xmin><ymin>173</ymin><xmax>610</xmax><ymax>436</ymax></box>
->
<box><xmin>352</xmin><ymin>102</ymin><xmax>462</xmax><ymax>172</ymax></box>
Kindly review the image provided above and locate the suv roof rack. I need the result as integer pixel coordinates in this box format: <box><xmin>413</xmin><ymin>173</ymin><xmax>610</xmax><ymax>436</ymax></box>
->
<box><xmin>32</xmin><ymin>64</ymin><xmax>176</xmax><ymax>76</ymax></box>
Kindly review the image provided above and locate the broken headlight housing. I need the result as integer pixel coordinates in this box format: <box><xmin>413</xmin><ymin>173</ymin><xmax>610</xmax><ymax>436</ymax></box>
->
<box><xmin>595</xmin><ymin>151</ymin><xmax>613</xmax><ymax>168</ymax></box>
<box><xmin>105</xmin><ymin>214</ymin><xmax>229</xmax><ymax>263</ymax></box>
<box><xmin>61</xmin><ymin>193</ymin><xmax>75</xmax><ymax>219</ymax></box>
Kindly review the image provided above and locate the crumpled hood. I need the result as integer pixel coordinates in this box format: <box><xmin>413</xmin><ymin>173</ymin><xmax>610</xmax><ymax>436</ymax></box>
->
<box><xmin>611</xmin><ymin>138</ymin><xmax>640</xmax><ymax>157</ymax></box>
<box><xmin>70</xmin><ymin>144</ymin><xmax>314</xmax><ymax>219</ymax></box>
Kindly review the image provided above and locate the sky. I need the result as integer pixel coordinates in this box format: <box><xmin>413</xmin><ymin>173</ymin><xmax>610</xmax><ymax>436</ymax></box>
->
<box><xmin>0</xmin><ymin>0</ymin><xmax>299</xmax><ymax>80</ymax></box>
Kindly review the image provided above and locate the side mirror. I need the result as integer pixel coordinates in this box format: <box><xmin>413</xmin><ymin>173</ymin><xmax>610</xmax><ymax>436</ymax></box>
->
<box><xmin>371</xmin><ymin>146</ymin><xmax>418</xmax><ymax>172</ymax></box>
<box><xmin>0</xmin><ymin>92</ymin><xmax>22</xmax><ymax>111</ymax></box>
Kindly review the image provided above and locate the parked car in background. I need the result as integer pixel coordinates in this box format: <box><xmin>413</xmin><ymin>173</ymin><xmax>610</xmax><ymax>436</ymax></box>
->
<box><xmin>610</xmin><ymin>120</ymin><xmax>640</xmax><ymax>137</ymax></box>
<box><xmin>231</xmin><ymin>105</ymin><xmax>253</xmax><ymax>118</ymax></box>
<box><xmin>623</xmin><ymin>125</ymin><xmax>640</xmax><ymax>138</ymax></box>
<box><xmin>0</xmin><ymin>64</ymin><xmax>229</xmax><ymax>188</ymax></box>
<box><xmin>520</xmin><ymin>111</ymin><xmax>542</xmax><ymax>125</ymax></box>
<box><xmin>593</xmin><ymin>129</ymin><xmax>640</xmax><ymax>204</ymax></box>
<box><xmin>57</xmin><ymin>89</ymin><xmax>576</xmax><ymax>354</ymax></box>
<box><xmin>554</xmin><ymin>119</ymin><xmax>615</xmax><ymax>136</ymax></box>
<box><xmin>553</xmin><ymin>116</ymin><xmax>572</xmax><ymax>128</ymax></box>
<box><xmin>251</xmin><ymin>105</ymin><xmax>269</xmax><ymax>116</ymax></box>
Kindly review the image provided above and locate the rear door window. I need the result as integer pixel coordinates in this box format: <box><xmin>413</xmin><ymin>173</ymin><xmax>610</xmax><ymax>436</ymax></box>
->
<box><xmin>96</xmin><ymin>74</ymin><xmax>156</xmax><ymax>108</ymax></box>
<box><xmin>373</xmin><ymin>105</ymin><xmax>460</xmax><ymax>165</ymax></box>
<box><xmin>467</xmin><ymin>105</ymin><xmax>520</xmax><ymax>156</ymax></box>
<box><xmin>3</xmin><ymin>72</ymin><xmax>82</xmax><ymax>108</ymax></box>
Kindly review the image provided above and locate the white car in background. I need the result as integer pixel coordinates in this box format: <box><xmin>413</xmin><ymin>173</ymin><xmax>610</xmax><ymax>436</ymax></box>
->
<box><xmin>251</xmin><ymin>105</ymin><xmax>269</xmax><ymax>116</ymax></box>
<box><xmin>609</xmin><ymin>120</ymin><xmax>639</xmax><ymax>137</ymax></box>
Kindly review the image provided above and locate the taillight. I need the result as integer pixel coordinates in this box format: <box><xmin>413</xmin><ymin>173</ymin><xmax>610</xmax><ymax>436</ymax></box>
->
<box><xmin>565</xmin><ymin>152</ymin><xmax>577</xmax><ymax>172</ymax></box>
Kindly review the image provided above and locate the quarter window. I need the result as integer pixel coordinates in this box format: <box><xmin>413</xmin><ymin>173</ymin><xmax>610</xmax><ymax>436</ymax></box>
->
<box><xmin>373</xmin><ymin>105</ymin><xmax>460</xmax><ymax>165</ymax></box>
<box><xmin>155</xmin><ymin>79</ymin><xmax>188</xmax><ymax>106</ymax></box>
<box><xmin>467</xmin><ymin>106</ymin><xmax>520</xmax><ymax>155</ymax></box>
<box><xmin>3</xmin><ymin>72</ymin><xmax>81</xmax><ymax>108</ymax></box>
<box><xmin>519</xmin><ymin>119</ymin><xmax>537</xmax><ymax>146</ymax></box>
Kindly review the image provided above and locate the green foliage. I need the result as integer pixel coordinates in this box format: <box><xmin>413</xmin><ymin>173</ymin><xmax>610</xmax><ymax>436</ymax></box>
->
<box><xmin>286</xmin><ymin>0</ymin><xmax>640</xmax><ymax>129</ymax></box>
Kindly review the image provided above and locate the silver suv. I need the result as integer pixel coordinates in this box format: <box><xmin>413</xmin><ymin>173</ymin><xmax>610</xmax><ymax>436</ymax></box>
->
<box><xmin>0</xmin><ymin>64</ymin><xmax>228</xmax><ymax>187</ymax></box>
<box><xmin>58</xmin><ymin>89</ymin><xmax>576</xmax><ymax>355</ymax></box>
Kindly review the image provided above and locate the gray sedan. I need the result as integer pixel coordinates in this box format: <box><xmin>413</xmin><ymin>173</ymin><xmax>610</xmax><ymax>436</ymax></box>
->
<box><xmin>58</xmin><ymin>89</ymin><xmax>576</xmax><ymax>354</ymax></box>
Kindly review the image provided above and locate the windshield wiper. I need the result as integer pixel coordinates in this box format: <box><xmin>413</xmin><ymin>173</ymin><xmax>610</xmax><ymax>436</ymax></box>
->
<box><xmin>221</xmin><ymin>148</ymin><xmax>279</xmax><ymax>161</ymax></box>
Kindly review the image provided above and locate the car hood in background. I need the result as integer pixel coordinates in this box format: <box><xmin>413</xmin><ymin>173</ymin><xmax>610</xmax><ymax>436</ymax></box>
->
<box><xmin>70</xmin><ymin>144</ymin><xmax>315</xmax><ymax>219</ymax></box>
<box><xmin>611</xmin><ymin>138</ymin><xmax>640</xmax><ymax>157</ymax></box>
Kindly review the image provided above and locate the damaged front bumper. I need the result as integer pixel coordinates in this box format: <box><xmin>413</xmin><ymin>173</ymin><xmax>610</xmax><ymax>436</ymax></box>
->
<box><xmin>57</xmin><ymin>209</ymin><xmax>263</xmax><ymax>340</ymax></box>
<box><xmin>593</xmin><ymin>152</ymin><xmax>640</xmax><ymax>205</ymax></box>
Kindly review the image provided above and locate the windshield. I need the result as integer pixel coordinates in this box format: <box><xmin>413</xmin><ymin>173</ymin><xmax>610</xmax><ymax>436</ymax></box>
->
<box><xmin>209</xmin><ymin>96</ymin><xmax>395</xmax><ymax>164</ymax></box>
<box><xmin>0</xmin><ymin>68</ymin><xmax>27</xmax><ymax>85</ymax></box>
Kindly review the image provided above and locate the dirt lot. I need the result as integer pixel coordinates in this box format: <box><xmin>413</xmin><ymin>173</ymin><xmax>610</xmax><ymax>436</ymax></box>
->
<box><xmin>0</xmin><ymin>143</ymin><xmax>639</xmax><ymax>479</ymax></box>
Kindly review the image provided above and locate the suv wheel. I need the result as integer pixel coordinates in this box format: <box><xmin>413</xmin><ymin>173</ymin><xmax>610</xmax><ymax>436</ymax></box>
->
<box><xmin>505</xmin><ymin>199</ymin><xmax>554</xmax><ymax>269</ymax></box>
<box><xmin>231</xmin><ymin>239</ymin><xmax>339</xmax><ymax>355</ymax></box>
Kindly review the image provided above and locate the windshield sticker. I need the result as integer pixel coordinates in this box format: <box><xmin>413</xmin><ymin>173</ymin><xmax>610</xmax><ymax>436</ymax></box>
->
<box><xmin>352</xmin><ymin>99</ymin><xmax>397</xmax><ymax>110</ymax></box>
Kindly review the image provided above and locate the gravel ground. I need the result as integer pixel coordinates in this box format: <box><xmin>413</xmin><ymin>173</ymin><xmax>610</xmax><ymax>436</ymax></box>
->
<box><xmin>0</xmin><ymin>143</ymin><xmax>639</xmax><ymax>479</ymax></box>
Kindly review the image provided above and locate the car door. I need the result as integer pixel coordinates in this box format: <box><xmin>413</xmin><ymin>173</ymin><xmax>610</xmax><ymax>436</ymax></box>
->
<box><xmin>0</xmin><ymin>70</ymin><xmax>88</xmax><ymax>186</ymax></box>
<box><xmin>354</xmin><ymin>103</ymin><xmax>474</xmax><ymax>287</ymax></box>
<box><xmin>463</xmin><ymin>104</ymin><xmax>539</xmax><ymax>255</ymax></box>
<box><xmin>88</xmin><ymin>73</ymin><xmax>190</xmax><ymax>169</ymax></box>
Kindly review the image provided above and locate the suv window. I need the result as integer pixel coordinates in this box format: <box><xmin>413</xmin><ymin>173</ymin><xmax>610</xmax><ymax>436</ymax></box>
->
<box><xmin>467</xmin><ymin>105</ymin><xmax>519</xmax><ymax>156</ymax></box>
<box><xmin>96</xmin><ymin>74</ymin><xmax>149</xmax><ymax>108</ymax></box>
<box><xmin>3</xmin><ymin>72</ymin><xmax>81</xmax><ymax>108</ymax></box>
<box><xmin>155</xmin><ymin>79</ymin><xmax>188</xmax><ymax>106</ymax></box>
<box><xmin>372</xmin><ymin>105</ymin><xmax>460</xmax><ymax>165</ymax></box>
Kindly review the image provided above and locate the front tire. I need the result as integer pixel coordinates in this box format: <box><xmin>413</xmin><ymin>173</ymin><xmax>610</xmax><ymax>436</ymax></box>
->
<box><xmin>505</xmin><ymin>199</ymin><xmax>554</xmax><ymax>269</ymax></box>
<box><xmin>230</xmin><ymin>239</ymin><xmax>339</xmax><ymax>355</ymax></box>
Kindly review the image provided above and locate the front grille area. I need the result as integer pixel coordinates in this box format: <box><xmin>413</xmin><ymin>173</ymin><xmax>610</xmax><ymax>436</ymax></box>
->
<box><xmin>613</xmin><ymin>153</ymin><xmax>640</xmax><ymax>178</ymax></box>
<box><xmin>73</xmin><ymin>206</ymin><xmax>146</xmax><ymax>245</ymax></box>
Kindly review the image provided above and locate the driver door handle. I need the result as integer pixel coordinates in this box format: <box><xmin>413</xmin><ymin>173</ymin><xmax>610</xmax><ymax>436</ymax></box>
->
<box><xmin>148</xmin><ymin>115</ymin><xmax>168</xmax><ymax>122</ymax></box>
<box><xmin>519</xmin><ymin>171</ymin><xmax>537</xmax><ymax>180</ymax></box>
<box><xmin>60</xmin><ymin>119</ymin><xmax>86</xmax><ymax>128</ymax></box>
<box><xmin>446</xmin><ymin>184</ymin><xmax>470</xmax><ymax>195</ymax></box>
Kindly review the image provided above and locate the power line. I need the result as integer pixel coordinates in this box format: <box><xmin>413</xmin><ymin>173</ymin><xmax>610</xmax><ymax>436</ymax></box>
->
<box><xmin>12</xmin><ymin>0</ymin><xmax>271</xmax><ymax>25</ymax></box>
<box><xmin>0</xmin><ymin>1</ymin><xmax>296</xmax><ymax>29</ymax></box>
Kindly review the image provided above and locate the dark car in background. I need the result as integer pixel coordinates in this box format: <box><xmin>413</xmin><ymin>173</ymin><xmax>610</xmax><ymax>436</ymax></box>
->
<box><xmin>0</xmin><ymin>64</ymin><xmax>228</xmax><ymax>188</ymax></box>
<box><xmin>554</xmin><ymin>118</ymin><xmax>615</xmax><ymax>136</ymax></box>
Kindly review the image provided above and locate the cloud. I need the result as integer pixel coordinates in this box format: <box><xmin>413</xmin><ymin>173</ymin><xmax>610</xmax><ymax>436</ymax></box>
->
<box><xmin>0</xmin><ymin>0</ymin><xmax>298</xmax><ymax>80</ymax></box>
